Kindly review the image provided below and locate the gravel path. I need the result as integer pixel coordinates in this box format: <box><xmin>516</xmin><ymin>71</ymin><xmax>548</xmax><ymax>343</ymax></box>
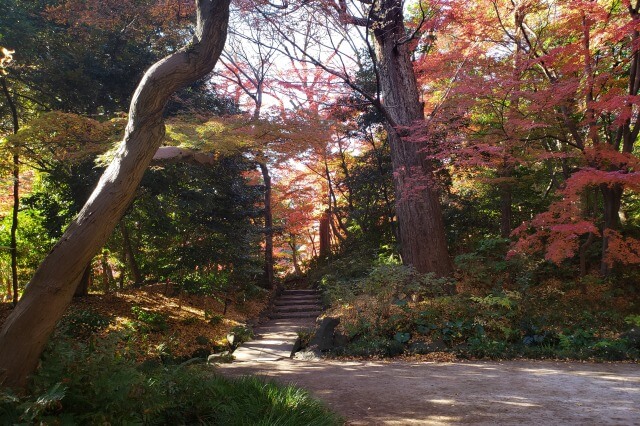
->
<box><xmin>219</xmin><ymin>359</ymin><xmax>640</xmax><ymax>425</ymax></box>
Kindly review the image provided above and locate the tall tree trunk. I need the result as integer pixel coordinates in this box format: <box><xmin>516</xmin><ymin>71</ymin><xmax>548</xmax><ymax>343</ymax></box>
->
<box><xmin>120</xmin><ymin>220</ymin><xmax>143</xmax><ymax>286</ymax></box>
<box><xmin>101</xmin><ymin>251</ymin><xmax>114</xmax><ymax>294</ymax></box>
<box><xmin>258</xmin><ymin>162</ymin><xmax>274</xmax><ymax>288</ymax></box>
<box><xmin>1</xmin><ymin>77</ymin><xmax>20</xmax><ymax>306</ymax></box>
<box><xmin>499</xmin><ymin>171</ymin><xmax>513</xmax><ymax>238</ymax></box>
<box><xmin>372</xmin><ymin>0</ymin><xmax>452</xmax><ymax>277</ymax></box>
<box><xmin>0</xmin><ymin>0</ymin><xmax>230</xmax><ymax>389</ymax></box>
<box><xmin>323</xmin><ymin>158</ymin><xmax>347</xmax><ymax>242</ymax></box>
<box><xmin>289</xmin><ymin>234</ymin><xmax>302</xmax><ymax>276</ymax></box>
<box><xmin>600</xmin><ymin>184</ymin><xmax>623</xmax><ymax>275</ymax></box>
<box><xmin>319</xmin><ymin>210</ymin><xmax>331</xmax><ymax>257</ymax></box>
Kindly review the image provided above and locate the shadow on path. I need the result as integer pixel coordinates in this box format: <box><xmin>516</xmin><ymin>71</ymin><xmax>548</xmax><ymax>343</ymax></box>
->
<box><xmin>218</xmin><ymin>359</ymin><xmax>640</xmax><ymax>425</ymax></box>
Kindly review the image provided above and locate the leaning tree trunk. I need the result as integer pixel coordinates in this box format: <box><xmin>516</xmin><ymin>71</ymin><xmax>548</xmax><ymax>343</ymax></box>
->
<box><xmin>372</xmin><ymin>0</ymin><xmax>453</xmax><ymax>277</ymax></box>
<box><xmin>0</xmin><ymin>0</ymin><xmax>230</xmax><ymax>389</ymax></box>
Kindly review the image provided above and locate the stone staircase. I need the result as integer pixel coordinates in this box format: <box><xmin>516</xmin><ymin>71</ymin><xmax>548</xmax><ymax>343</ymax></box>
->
<box><xmin>232</xmin><ymin>288</ymin><xmax>323</xmax><ymax>362</ymax></box>
<box><xmin>271</xmin><ymin>289</ymin><xmax>323</xmax><ymax>320</ymax></box>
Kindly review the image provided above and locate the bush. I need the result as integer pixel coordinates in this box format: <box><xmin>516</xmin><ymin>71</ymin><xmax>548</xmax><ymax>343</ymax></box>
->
<box><xmin>62</xmin><ymin>308</ymin><xmax>112</xmax><ymax>338</ymax></box>
<box><xmin>227</xmin><ymin>325</ymin><xmax>254</xmax><ymax>350</ymax></box>
<box><xmin>131</xmin><ymin>306</ymin><xmax>168</xmax><ymax>332</ymax></box>
<box><xmin>205</xmin><ymin>310</ymin><xmax>224</xmax><ymax>326</ymax></box>
<box><xmin>343</xmin><ymin>336</ymin><xmax>404</xmax><ymax>357</ymax></box>
<box><xmin>0</xmin><ymin>336</ymin><xmax>341</xmax><ymax>425</ymax></box>
<box><xmin>181</xmin><ymin>270</ymin><xmax>230</xmax><ymax>296</ymax></box>
<box><xmin>317</xmin><ymin>248</ymin><xmax>640</xmax><ymax>361</ymax></box>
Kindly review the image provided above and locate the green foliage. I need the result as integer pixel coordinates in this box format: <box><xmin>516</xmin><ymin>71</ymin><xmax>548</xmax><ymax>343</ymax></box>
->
<box><xmin>320</xmin><ymin>257</ymin><xmax>639</xmax><ymax>361</ymax></box>
<box><xmin>0</xmin><ymin>336</ymin><xmax>341</xmax><ymax>425</ymax></box>
<box><xmin>133</xmin><ymin>157</ymin><xmax>263</xmax><ymax>293</ymax></box>
<box><xmin>131</xmin><ymin>306</ymin><xmax>168</xmax><ymax>332</ymax></box>
<box><xmin>62</xmin><ymin>308</ymin><xmax>112</xmax><ymax>338</ymax></box>
<box><xmin>471</xmin><ymin>292</ymin><xmax>519</xmax><ymax>310</ymax></box>
<box><xmin>625</xmin><ymin>314</ymin><xmax>640</xmax><ymax>327</ymax></box>
<box><xmin>182</xmin><ymin>270</ymin><xmax>231</xmax><ymax>296</ymax></box>
<box><xmin>342</xmin><ymin>336</ymin><xmax>404</xmax><ymax>357</ymax></box>
<box><xmin>454</xmin><ymin>238</ymin><xmax>519</xmax><ymax>291</ymax></box>
<box><xmin>297</xmin><ymin>328</ymin><xmax>315</xmax><ymax>348</ymax></box>
<box><xmin>558</xmin><ymin>328</ymin><xmax>596</xmax><ymax>352</ymax></box>
<box><xmin>227</xmin><ymin>325</ymin><xmax>254</xmax><ymax>349</ymax></box>
<box><xmin>393</xmin><ymin>332</ymin><xmax>411</xmax><ymax>344</ymax></box>
<box><xmin>205</xmin><ymin>311</ymin><xmax>224</xmax><ymax>326</ymax></box>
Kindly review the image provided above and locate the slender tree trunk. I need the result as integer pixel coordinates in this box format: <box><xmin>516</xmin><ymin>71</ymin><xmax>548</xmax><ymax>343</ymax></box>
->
<box><xmin>319</xmin><ymin>210</ymin><xmax>331</xmax><ymax>257</ymax></box>
<box><xmin>580</xmin><ymin>233</ymin><xmax>595</xmax><ymax>278</ymax></box>
<box><xmin>308</xmin><ymin>229</ymin><xmax>317</xmax><ymax>257</ymax></box>
<box><xmin>0</xmin><ymin>0</ymin><xmax>230</xmax><ymax>389</ymax></box>
<box><xmin>101</xmin><ymin>251</ymin><xmax>114</xmax><ymax>294</ymax></box>
<box><xmin>372</xmin><ymin>0</ymin><xmax>452</xmax><ymax>277</ymax></box>
<box><xmin>600</xmin><ymin>184</ymin><xmax>623</xmax><ymax>275</ymax></box>
<box><xmin>74</xmin><ymin>264</ymin><xmax>92</xmax><ymax>297</ymax></box>
<box><xmin>499</xmin><ymin>171</ymin><xmax>512</xmax><ymax>238</ymax></box>
<box><xmin>120</xmin><ymin>220</ymin><xmax>143</xmax><ymax>286</ymax></box>
<box><xmin>1</xmin><ymin>77</ymin><xmax>20</xmax><ymax>306</ymax></box>
<box><xmin>258</xmin><ymin>162</ymin><xmax>274</xmax><ymax>288</ymax></box>
<box><xmin>323</xmin><ymin>158</ymin><xmax>347</xmax><ymax>243</ymax></box>
<box><xmin>289</xmin><ymin>235</ymin><xmax>302</xmax><ymax>276</ymax></box>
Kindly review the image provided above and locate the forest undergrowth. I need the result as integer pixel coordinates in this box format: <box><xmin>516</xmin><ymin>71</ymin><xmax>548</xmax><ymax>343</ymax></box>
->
<box><xmin>0</xmin><ymin>284</ymin><xmax>341</xmax><ymax>424</ymax></box>
<box><xmin>310</xmin><ymin>240</ymin><xmax>640</xmax><ymax>362</ymax></box>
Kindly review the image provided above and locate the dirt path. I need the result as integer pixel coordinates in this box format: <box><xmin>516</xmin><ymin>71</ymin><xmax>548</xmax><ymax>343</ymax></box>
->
<box><xmin>218</xmin><ymin>359</ymin><xmax>640</xmax><ymax>425</ymax></box>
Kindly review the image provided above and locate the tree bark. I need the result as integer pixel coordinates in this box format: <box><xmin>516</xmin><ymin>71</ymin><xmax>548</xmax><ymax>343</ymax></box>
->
<box><xmin>289</xmin><ymin>234</ymin><xmax>302</xmax><ymax>276</ymax></box>
<box><xmin>1</xmin><ymin>77</ymin><xmax>20</xmax><ymax>306</ymax></box>
<box><xmin>101</xmin><ymin>251</ymin><xmax>113</xmax><ymax>294</ymax></box>
<box><xmin>258</xmin><ymin>162</ymin><xmax>274</xmax><ymax>288</ymax></box>
<box><xmin>120</xmin><ymin>220</ymin><xmax>143</xmax><ymax>286</ymax></box>
<box><xmin>319</xmin><ymin>210</ymin><xmax>331</xmax><ymax>257</ymax></box>
<box><xmin>600</xmin><ymin>183</ymin><xmax>623</xmax><ymax>275</ymax></box>
<box><xmin>372</xmin><ymin>0</ymin><xmax>453</xmax><ymax>277</ymax></box>
<box><xmin>0</xmin><ymin>0</ymin><xmax>230</xmax><ymax>389</ymax></box>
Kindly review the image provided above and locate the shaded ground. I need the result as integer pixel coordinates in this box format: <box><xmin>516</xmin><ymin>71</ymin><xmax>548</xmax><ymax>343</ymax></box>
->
<box><xmin>219</xmin><ymin>359</ymin><xmax>640</xmax><ymax>425</ymax></box>
<box><xmin>1</xmin><ymin>285</ymin><xmax>268</xmax><ymax>360</ymax></box>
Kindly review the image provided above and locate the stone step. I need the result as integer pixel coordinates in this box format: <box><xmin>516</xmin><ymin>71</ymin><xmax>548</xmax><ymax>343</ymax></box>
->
<box><xmin>281</xmin><ymin>289</ymin><xmax>320</xmax><ymax>296</ymax></box>
<box><xmin>275</xmin><ymin>301</ymin><xmax>322</xmax><ymax>307</ymax></box>
<box><xmin>277</xmin><ymin>297</ymin><xmax>321</xmax><ymax>303</ymax></box>
<box><xmin>278</xmin><ymin>292</ymin><xmax>321</xmax><ymax>298</ymax></box>
<box><xmin>273</xmin><ymin>304</ymin><xmax>323</xmax><ymax>313</ymax></box>
<box><xmin>270</xmin><ymin>311</ymin><xmax>322</xmax><ymax>320</ymax></box>
<box><xmin>274</xmin><ymin>299</ymin><xmax>321</xmax><ymax>306</ymax></box>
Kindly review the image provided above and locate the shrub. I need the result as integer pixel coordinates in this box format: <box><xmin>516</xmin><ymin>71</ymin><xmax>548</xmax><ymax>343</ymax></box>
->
<box><xmin>181</xmin><ymin>270</ymin><xmax>230</xmax><ymax>296</ymax></box>
<box><xmin>131</xmin><ymin>306</ymin><xmax>168</xmax><ymax>332</ymax></box>
<box><xmin>625</xmin><ymin>314</ymin><xmax>640</xmax><ymax>327</ymax></box>
<box><xmin>205</xmin><ymin>310</ymin><xmax>224</xmax><ymax>326</ymax></box>
<box><xmin>0</xmin><ymin>335</ymin><xmax>341</xmax><ymax>425</ymax></box>
<box><xmin>62</xmin><ymin>308</ymin><xmax>112</xmax><ymax>338</ymax></box>
<box><xmin>591</xmin><ymin>339</ymin><xmax>632</xmax><ymax>361</ymax></box>
<box><xmin>343</xmin><ymin>336</ymin><xmax>404</xmax><ymax>357</ymax></box>
<box><xmin>227</xmin><ymin>325</ymin><xmax>254</xmax><ymax>350</ymax></box>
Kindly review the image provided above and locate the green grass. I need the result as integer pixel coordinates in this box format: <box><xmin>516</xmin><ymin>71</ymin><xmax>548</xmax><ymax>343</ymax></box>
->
<box><xmin>0</xmin><ymin>335</ymin><xmax>342</xmax><ymax>425</ymax></box>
